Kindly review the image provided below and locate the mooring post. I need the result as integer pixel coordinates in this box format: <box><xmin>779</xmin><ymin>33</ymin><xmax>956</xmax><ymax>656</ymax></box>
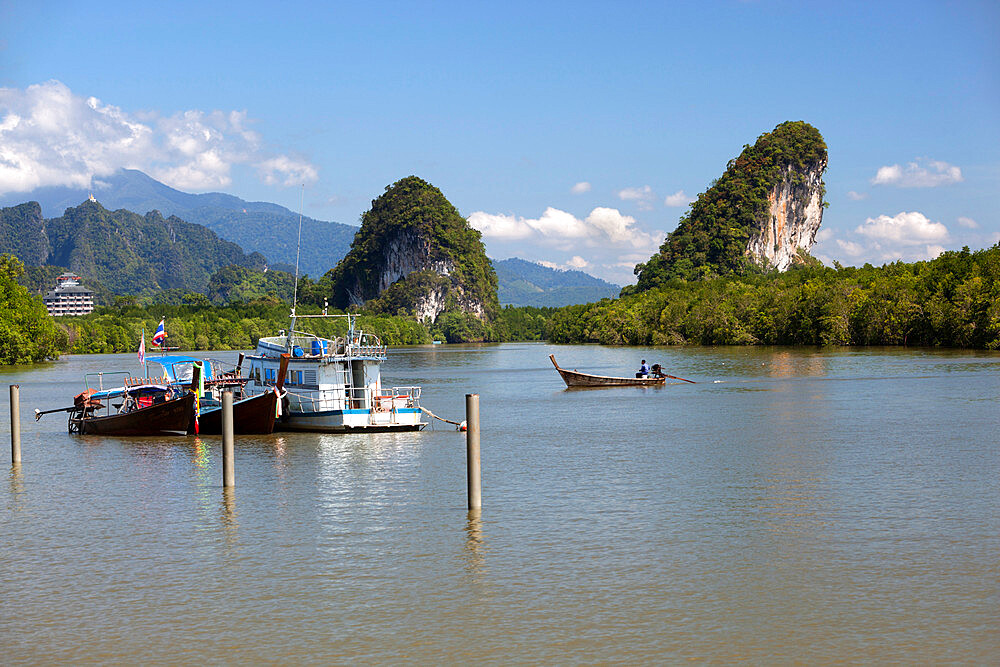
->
<box><xmin>10</xmin><ymin>385</ymin><xmax>21</xmax><ymax>464</ymax></box>
<box><xmin>222</xmin><ymin>391</ymin><xmax>234</xmax><ymax>487</ymax></box>
<box><xmin>465</xmin><ymin>393</ymin><xmax>481</xmax><ymax>510</ymax></box>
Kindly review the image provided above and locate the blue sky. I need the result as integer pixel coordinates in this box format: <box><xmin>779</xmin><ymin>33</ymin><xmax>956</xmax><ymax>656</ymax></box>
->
<box><xmin>1</xmin><ymin>0</ymin><xmax>997</xmax><ymax>284</ymax></box>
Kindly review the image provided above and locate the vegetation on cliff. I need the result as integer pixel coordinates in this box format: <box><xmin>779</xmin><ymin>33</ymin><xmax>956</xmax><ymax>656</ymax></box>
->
<box><xmin>320</xmin><ymin>176</ymin><xmax>499</xmax><ymax>320</ymax></box>
<box><xmin>631</xmin><ymin>121</ymin><xmax>828</xmax><ymax>291</ymax></box>
<box><xmin>0</xmin><ymin>254</ymin><xmax>66</xmax><ymax>364</ymax></box>
<box><xmin>550</xmin><ymin>245</ymin><xmax>1000</xmax><ymax>348</ymax></box>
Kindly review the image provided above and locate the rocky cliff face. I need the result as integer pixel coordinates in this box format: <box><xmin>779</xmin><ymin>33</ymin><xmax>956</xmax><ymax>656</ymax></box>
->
<box><xmin>324</xmin><ymin>176</ymin><xmax>498</xmax><ymax>322</ymax></box>
<box><xmin>631</xmin><ymin>121</ymin><xmax>828</xmax><ymax>291</ymax></box>
<box><xmin>745</xmin><ymin>163</ymin><xmax>826</xmax><ymax>270</ymax></box>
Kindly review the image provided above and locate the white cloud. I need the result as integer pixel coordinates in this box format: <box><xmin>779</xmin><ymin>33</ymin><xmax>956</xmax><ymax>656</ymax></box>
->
<box><xmin>467</xmin><ymin>212</ymin><xmax>535</xmax><ymax>240</ymax></box>
<box><xmin>470</xmin><ymin>206</ymin><xmax>663</xmax><ymax>286</ymax></box>
<box><xmin>846</xmin><ymin>190</ymin><xmax>868</xmax><ymax>201</ymax></box>
<box><xmin>664</xmin><ymin>190</ymin><xmax>693</xmax><ymax>207</ymax></box>
<box><xmin>257</xmin><ymin>156</ymin><xmax>319</xmax><ymax>187</ymax></box>
<box><xmin>469</xmin><ymin>206</ymin><xmax>658</xmax><ymax>249</ymax></box>
<box><xmin>815</xmin><ymin>228</ymin><xmax>835</xmax><ymax>242</ymax></box>
<box><xmin>925</xmin><ymin>245</ymin><xmax>946</xmax><ymax>259</ymax></box>
<box><xmin>956</xmin><ymin>216</ymin><xmax>978</xmax><ymax>229</ymax></box>
<box><xmin>570</xmin><ymin>181</ymin><xmax>591</xmax><ymax>194</ymax></box>
<box><xmin>537</xmin><ymin>256</ymin><xmax>591</xmax><ymax>271</ymax></box>
<box><xmin>0</xmin><ymin>80</ymin><xmax>318</xmax><ymax>194</ymax></box>
<box><xmin>855</xmin><ymin>211</ymin><xmax>949</xmax><ymax>244</ymax></box>
<box><xmin>836</xmin><ymin>239</ymin><xmax>865</xmax><ymax>257</ymax></box>
<box><xmin>617</xmin><ymin>185</ymin><xmax>655</xmax><ymax>210</ymax></box>
<box><xmin>871</xmin><ymin>158</ymin><xmax>963</xmax><ymax>187</ymax></box>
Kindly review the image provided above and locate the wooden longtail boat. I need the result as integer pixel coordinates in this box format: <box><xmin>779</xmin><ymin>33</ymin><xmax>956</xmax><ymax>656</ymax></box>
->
<box><xmin>549</xmin><ymin>354</ymin><xmax>666</xmax><ymax>388</ymax></box>
<box><xmin>190</xmin><ymin>389</ymin><xmax>279</xmax><ymax>435</ymax></box>
<box><xmin>147</xmin><ymin>354</ymin><xmax>287</xmax><ymax>435</ymax></box>
<box><xmin>69</xmin><ymin>390</ymin><xmax>196</xmax><ymax>436</ymax></box>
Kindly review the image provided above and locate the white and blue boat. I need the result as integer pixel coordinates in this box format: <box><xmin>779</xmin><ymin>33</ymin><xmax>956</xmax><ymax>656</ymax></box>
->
<box><xmin>243</xmin><ymin>313</ymin><xmax>425</xmax><ymax>432</ymax></box>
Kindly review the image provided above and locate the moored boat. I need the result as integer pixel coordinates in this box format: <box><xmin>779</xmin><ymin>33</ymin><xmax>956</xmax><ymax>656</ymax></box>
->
<box><xmin>243</xmin><ymin>313</ymin><xmax>425</xmax><ymax>432</ymax></box>
<box><xmin>549</xmin><ymin>354</ymin><xmax>667</xmax><ymax>387</ymax></box>
<box><xmin>147</xmin><ymin>354</ymin><xmax>286</xmax><ymax>435</ymax></box>
<box><xmin>65</xmin><ymin>378</ymin><xmax>196</xmax><ymax>436</ymax></box>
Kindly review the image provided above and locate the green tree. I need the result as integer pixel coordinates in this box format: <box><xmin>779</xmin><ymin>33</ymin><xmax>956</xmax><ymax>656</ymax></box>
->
<box><xmin>0</xmin><ymin>254</ymin><xmax>66</xmax><ymax>364</ymax></box>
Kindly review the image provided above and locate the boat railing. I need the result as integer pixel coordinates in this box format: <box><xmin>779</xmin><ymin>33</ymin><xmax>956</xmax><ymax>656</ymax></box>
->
<box><xmin>281</xmin><ymin>332</ymin><xmax>387</xmax><ymax>360</ymax></box>
<box><xmin>285</xmin><ymin>385</ymin><xmax>419</xmax><ymax>413</ymax></box>
<box><xmin>374</xmin><ymin>386</ymin><xmax>421</xmax><ymax>410</ymax></box>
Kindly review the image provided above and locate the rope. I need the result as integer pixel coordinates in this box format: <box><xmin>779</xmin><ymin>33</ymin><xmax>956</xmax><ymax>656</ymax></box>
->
<box><xmin>420</xmin><ymin>407</ymin><xmax>467</xmax><ymax>430</ymax></box>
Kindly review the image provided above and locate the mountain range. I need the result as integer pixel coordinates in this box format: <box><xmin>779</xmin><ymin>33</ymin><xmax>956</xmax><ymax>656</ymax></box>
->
<box><xmin>0</xmin><ymin>170</ymin><xmax>622</xmax><ymax>307</ymax></box>
<box><xmin>0</xmin><ymin>169</ymin><xmax>355</xmax><ymax>279</ymax></box>
<box><xmin>492</xmin><ymin>258</ymin><xmax>620</xmax><ymax>306</ymax></box>
<box><xmin>0</xmin><ymin>200</ymin><xmax>263</xmax><ymax>295</ymax></box>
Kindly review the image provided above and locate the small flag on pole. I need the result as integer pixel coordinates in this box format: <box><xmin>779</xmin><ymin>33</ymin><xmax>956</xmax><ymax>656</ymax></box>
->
<box><xmin>152</xmin><ymin>318</ymin><xmax>166</xmax><ymax>347</ymax></box>
<box><xmin>137</xmin><ymin>330</ymin><xmax>145</xmax><ymax>366</ymax></box>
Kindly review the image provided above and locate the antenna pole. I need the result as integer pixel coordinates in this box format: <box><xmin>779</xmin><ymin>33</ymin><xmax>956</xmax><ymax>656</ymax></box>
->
<box><xmin>289</xmin><ymin>184</ymin><xmax>305</xmax><ymax>350</ymax></box>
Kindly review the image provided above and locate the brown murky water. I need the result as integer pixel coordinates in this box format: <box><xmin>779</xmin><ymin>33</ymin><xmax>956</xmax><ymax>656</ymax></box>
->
<box><xmin>2</xmin><ymin>344</ymin><xmax>998</xmax><ymax>663</ymax></box>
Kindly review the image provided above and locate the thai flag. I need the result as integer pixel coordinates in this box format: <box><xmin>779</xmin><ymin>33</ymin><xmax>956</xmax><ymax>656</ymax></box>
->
<box><xmin>152</xmin><ymin>319</ymin><xmax>166</xmax><ymax>347</ymax></box>
<box><xmin>137</xmin><ymin>330</ymin><xmax>145</xmax><ymax>366</ymax></box>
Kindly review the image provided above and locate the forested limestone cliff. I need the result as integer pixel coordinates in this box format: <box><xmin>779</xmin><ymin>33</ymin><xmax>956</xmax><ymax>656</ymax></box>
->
<box><xmin>632</xmin><ymin>121</ymin><xmax>827</xmax><ymax>291</ymax></box>
<box><xmin>322</xmin><ymin>176</ymin><xmax>498</xmax><ymax>322</ymax></box>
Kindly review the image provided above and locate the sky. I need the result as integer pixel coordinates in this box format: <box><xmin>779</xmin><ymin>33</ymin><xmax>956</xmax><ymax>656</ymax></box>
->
<box><xmin>1</xmin><ymin>0</ymin><xmax>998</xmax><ymax>285</ymax></box>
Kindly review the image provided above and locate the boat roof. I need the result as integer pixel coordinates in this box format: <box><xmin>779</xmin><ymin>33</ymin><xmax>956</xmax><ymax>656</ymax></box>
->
<box><xmin>90</xmin><ymin>384</ymin><xmax>172</xmax><ymax>400</ymax></box>
<box><xmin>145</xmin><ymin>356</ymin><xmax>213</xmax><ymax>381</ymax></box>
<box><xmin>146</xmin><ymin>355</ymin><xmax>207</xmax><ymax>368</ymax></box>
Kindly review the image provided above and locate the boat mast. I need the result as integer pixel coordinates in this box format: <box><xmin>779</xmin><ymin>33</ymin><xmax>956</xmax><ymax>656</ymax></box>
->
<box><xmin>288</xmin><ymin>184</ymin><xmax>305</xmax><ymax>351</ymax></box>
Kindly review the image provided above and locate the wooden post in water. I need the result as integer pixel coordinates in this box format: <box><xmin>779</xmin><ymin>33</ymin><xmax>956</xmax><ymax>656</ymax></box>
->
<box><xmin>222</xmin><ymin>391</ymin><xmax>234</xmax><ymax>487</ymax></box>
<box><xmin>10</xmin><ymin>385</ymin><xmax>21</xmax><ymax>464</ymax></box>
<box><xmin>465</xmin><ymin>393</ymin><xmax>481</xmax><ymax>510</ymax></box>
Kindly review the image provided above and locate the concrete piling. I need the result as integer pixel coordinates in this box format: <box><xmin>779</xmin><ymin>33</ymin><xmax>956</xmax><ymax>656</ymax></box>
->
<box><xmin>10</xmin><ymin>385</ymin><xmax>21</xmax><ymax>464</ymax></box>
<box><xmin>222</xmin><ymin>391</ymin><xmax>234</xmax><ymax>487</ymax></box>
<box><xmin>465</xmin><ymin>393</ymin><xmax>481</xmax><ymax>510</ymax></box>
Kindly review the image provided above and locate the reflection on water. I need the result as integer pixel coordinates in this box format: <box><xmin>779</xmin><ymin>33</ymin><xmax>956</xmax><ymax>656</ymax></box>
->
<box><xmin>463</xmin><ymin>509</ymin><xmax>486</xmax><ymax>581</ymax></box>
<box><xmin>220</xmin><ymin>487</ymin><xmax>237</xmax><ymax>545</ymax></box>
<box><xmin>191</xmin><ymin>437</ymin><xmax>210</xmax><ymax>470</ymax></box>
<box><xmin>1</xmin><ymin>345</ymin><xmax>998</xmax><ymax>663</ymax></box>
<box><xmin>7</xmin><ymin>463</ymin><xmax>24</xmax><ymax>512</ymax></box>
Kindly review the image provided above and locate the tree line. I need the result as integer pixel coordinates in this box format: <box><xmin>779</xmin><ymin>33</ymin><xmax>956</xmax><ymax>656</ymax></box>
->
<box><xmin>549</xmin><ymin>245</ymin><xmax>1000</xmax><ymax>348</ymax></box>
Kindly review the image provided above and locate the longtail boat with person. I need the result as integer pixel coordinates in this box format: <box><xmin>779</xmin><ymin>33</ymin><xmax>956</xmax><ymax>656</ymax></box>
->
<box><xmin>549</xmin><ymin>354</ymin><xmax>696</xmax><ymax>388</ymax></box>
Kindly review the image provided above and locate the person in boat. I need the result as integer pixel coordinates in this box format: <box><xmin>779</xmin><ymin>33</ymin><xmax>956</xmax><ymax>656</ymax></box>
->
<box><xmin>636</xmin><ymin>360</ymin><xmax>650</xmax><ymax>378</ymax></box>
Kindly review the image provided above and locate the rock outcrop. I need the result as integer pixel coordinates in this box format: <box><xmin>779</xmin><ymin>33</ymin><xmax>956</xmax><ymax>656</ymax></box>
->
<box><xmin>323</xmin><ymin>176</ymin><xmax>498</xmax><ymax>322</ymax></box>
<box><xmin>631</xmin><ymin>121</ymin><xmax>827</xmax><ymax>292</ymax></box>
<box><xmin>745</xmin><ymin>163</ymin><xmax>826</xmax><ymax>271</ymax></box>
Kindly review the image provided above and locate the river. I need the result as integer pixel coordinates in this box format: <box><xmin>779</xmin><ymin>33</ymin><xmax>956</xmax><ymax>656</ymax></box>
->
<box><xmin>2</xmin><ymin>343</ymin><xmax>998</xmax><ymax>663</ymax></box>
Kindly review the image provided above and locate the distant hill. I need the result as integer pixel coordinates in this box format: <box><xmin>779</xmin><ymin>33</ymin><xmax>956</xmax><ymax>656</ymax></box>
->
<box><xmin>493</xmin><ymin>257</ymin><xmax>620</xmax><ymax>306</ymax></box>
<box><xmin>0</xmin><ymin>169</ymin><xmax>357</xmax><ymax>278</ymax></box>
<box><xmin>0</xmin><ymin>200</ymin><xmax>264</xmax><ymax>296</ymax></box>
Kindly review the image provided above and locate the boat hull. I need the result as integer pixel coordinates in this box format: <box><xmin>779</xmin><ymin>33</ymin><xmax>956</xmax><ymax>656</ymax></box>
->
<box><xmin>74</xmin><ymin>393</ymin><xmax>196</xmax><ymax>436</ymax></box>
<box><xmin>277</xmin><ymin>407</ymin><xmax>425</xmax><ymax>433</ymax></box>
<box><xmin>549</xmin><ymin>354</ymin><xmax>666</xmax><ymax>388</ymax></box>
<box><xmin>191</xmin><ymin>390</ymin><xmax>279</xmax><ymax>435</ymax></box>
